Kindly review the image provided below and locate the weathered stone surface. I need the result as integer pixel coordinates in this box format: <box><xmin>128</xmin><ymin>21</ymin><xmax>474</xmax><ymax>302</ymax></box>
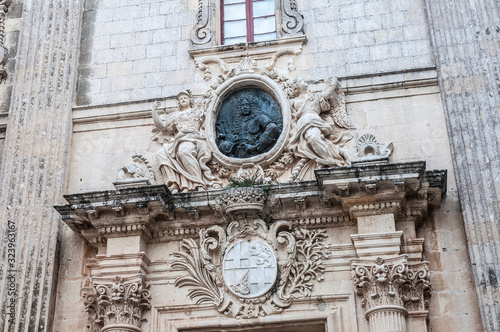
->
<box><xmin>424</xmin><ymin>0</ymin><xmax>500</xmax><ymax>330</ymax></box>
<box><xmin>0</xmin><ymin>0</ymin><xmax>84</xmax><ymax>329</ymax></box>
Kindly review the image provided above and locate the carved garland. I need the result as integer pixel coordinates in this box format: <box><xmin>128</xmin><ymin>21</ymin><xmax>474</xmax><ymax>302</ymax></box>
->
<box><xmin>171</xmin><ymin>219</ymin><xmax>333</xmax><ymax>319</ymax></box>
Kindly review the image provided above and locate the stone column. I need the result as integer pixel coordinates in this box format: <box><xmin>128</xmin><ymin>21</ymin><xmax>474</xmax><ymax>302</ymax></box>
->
<box><xmin>424</xmin><ymin>1</ymin><xmax>500</xmax><ymax>330</ymax></box>
<box><xmin>0</xmin><ymin>0</ymin><xmax>84</xmax><ymax>330</ymax></box>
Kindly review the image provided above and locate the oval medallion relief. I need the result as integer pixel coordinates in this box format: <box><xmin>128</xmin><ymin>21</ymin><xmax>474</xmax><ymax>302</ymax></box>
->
<box><xmin>216</xmin><ymin>88</ymin><xmax>283</xmax><ymax>159</ymax></box>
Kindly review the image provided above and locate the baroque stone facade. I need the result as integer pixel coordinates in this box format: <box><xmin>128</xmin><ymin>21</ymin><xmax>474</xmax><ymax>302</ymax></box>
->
<box><xmin>0</xmin><ymin>0</ymin><xmax>498</xmax><ymax>331</ymax></box>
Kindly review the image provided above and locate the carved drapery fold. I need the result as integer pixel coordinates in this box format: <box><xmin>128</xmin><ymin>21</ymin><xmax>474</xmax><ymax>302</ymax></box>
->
<box><xmin>83</xmin><ymin>276</ymin><xmax>151</xmax><ymax>332</ymax></box>
<box><xmin>351</xmin><ymin>257</ymin><xmax>431</xmax><ymax>332</ymax></box>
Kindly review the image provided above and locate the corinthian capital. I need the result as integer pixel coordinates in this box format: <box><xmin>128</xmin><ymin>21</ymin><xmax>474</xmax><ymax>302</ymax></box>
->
<box><xmin>351</xmin><ymin>256</ymin><xmax>431</xmax><ymax>313</ymax></box>
<box><xmin>83</xmin><ymin>275</ymin><xmax>151</xmax><ymax>332</ymax></box>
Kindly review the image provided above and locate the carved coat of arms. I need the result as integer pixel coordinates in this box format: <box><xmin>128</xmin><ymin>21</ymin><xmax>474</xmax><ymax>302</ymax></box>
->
<box><xmin>171</xmin><ymin>219</ymin><xmax>333</xmax><ymax>319</ymax></box>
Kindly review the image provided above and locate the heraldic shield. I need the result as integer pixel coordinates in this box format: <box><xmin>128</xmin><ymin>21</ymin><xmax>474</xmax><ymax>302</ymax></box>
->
<box><xmin>171</xmin><ymin>218</ymin><xmax>334</xmax><ymax>319</ymax></box>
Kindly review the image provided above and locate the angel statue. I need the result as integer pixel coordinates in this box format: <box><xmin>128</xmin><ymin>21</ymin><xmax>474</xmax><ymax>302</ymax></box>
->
<box><xmin>152</xmin><ymin>91</ymin><xmax>222</xmax><ymax>193</ymax></box>
<box><xmin>288</xmin><ymin>77</ymin><xmax>354</xmax><ymax>181</ymax></box>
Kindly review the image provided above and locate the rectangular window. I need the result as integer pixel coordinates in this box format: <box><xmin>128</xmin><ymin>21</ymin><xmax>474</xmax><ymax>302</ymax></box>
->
<box><xmin>221</xmin><ymin>0</ymin><xmax>276</xmax><ymax>45</ymax></box>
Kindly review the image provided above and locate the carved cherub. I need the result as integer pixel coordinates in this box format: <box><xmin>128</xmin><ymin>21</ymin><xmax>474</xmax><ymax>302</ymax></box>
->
<box><xmin>288</xmin><ymin>77</ymin><xmax>354</xmax><ymax>181</ymax></box>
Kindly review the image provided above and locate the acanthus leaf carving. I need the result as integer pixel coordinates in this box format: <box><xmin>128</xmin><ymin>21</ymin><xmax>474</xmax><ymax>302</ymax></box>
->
<box><xmin>401</xmin><ymin>262</ymin><xmax>432</xmax><ymax>312</ymax></box>
<box><xmin>83</xmin><ymin>275</ymin><xmax>151</xmax><ymax>332</ymax></box>
<box><xmin>171</xmin><ymin>238</ymin><xmax>223</xmax><ymax>306</ymax></box>
<box><xmin>278</xmin><ymin>228</ymin><xmax>331</xmax><ymax>301</ymax></box>
<box><xmin>351</xmin><ymin>257</ymin><xmax>432</xmax><ymax>314</ymax></box>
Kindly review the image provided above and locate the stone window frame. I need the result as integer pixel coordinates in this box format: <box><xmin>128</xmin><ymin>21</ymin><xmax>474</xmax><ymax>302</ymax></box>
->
<box><xmin>190</xmin><ymin>0</ymin><xmax>304</xmax><ymax>48</ymax></box>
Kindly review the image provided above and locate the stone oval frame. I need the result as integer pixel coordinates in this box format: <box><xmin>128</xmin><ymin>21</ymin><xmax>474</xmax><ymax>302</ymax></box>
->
<box><xmin>206</xmin><ymin>74</ymin><xmax>291</xmax><ymax>168</ymax></box>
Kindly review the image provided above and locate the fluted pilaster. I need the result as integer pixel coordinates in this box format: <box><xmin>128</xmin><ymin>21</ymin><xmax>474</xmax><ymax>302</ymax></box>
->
<box><xmin>0</xmin><ymin>0</ymin><xmax>84</xmax><ymax>330</ymax></box>
<box><xmin>424</xmin><ymin>1</ymin><xmax>500</xmax><ymax>330</ymax></box>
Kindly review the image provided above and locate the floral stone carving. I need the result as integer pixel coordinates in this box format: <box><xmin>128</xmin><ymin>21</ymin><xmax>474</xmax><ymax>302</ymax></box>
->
<box><xmin>352</xmin><ymin>133</ymin><xmax>394</xmax><ymax>166</ymax></box>
<box><xmin>83</xmin><ymin>276</ymin><xmax>151</xmax><ymax>332</ymax></box>
<box><xmin>171</xmin><ymin>219</ymin><xmax>333</xmax><ymax>318</ymax></box>
<box><xmin>113</xmin><ymin>154</ymin><xmax>155</xmax><ymax>189</ymax></box>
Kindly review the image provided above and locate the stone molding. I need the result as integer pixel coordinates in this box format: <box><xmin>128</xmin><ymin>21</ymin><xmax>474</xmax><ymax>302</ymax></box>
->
<box><xmin>83</xmin><ymin>275</ymin><xmax>151</xmax><ymax>332</ymax></box>
<box><xmin>350</xmin><ymin>232</ymin><xmax>404</xmax><ymax>258</ymax></box>
<box><xmin>54</xmin><ymin>162</ymin><xmax>446</xmax><ymax>247</ymax></box>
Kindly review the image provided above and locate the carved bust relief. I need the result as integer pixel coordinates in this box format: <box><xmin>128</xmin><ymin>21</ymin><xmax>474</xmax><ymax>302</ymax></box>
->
<box><xmin>150</xmin><ymin>56</ymin><xmax>357</xmax><ymax>190</ymax></box>
<box><xmin>216</xmin><ymin>88</ymin><xmax>283</xmax><ymax>158</ymax></box>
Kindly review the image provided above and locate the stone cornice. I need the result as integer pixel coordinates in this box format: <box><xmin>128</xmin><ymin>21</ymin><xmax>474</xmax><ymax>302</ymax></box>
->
<box><xmin>55</xmin><ymin>162</ymin><xmax>446</xmax><ymax>247</ymax></box>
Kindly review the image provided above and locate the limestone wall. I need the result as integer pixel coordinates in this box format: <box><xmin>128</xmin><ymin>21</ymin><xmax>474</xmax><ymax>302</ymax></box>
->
<box><xmin>76</xmin><ymin>0</ymin><xmax>434</xmax><ymax>107</ymax></box>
